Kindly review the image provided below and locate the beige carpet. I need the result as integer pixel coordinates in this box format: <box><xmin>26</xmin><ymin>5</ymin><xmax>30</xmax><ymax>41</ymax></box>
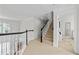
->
<box><xmin>22</xmin><ymin>39</ymin><xmax>75</xmax><ymax>55</ymax></box>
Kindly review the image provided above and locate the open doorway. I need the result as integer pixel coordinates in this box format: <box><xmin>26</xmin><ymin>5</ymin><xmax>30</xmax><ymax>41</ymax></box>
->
<box><xmin>58</xmin><ymin>21</ymin><xmax>74</xmax><ymax>54</ymax></box>
<box><xmin>65</xmin><ymin>22</ymin><xmax>72</xmax><ymax>39</ymax></box>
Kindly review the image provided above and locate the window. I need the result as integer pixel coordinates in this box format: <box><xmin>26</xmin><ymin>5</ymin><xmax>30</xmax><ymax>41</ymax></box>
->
<box><xmin>0</xmin><ymin>22</ymin><xmax>11</xmax><ymax>55</ymax></box>
<box><xmin>0</xmin><ymin>23</ymin><xmax>3</xmax><ymax>33</ymax></box>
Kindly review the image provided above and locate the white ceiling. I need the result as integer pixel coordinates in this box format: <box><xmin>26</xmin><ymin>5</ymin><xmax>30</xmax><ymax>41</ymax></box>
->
<box><xmin>0</xmin><ymin>4</ymin><xmax>54</xmax><ymax>20</ymax></box>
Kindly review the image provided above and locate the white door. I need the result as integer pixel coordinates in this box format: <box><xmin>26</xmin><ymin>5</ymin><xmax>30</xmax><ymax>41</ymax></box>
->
<box><xmin>65</xmin><ymin>22</ymin><xmax>71</xmax><ymax>37</ymax></box>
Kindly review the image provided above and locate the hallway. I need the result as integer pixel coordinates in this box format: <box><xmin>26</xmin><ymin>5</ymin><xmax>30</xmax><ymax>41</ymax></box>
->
<box><xmin>23</xmin><ymin>39</ymin><xmax>74</xmax><ymax>55</ymax></box>
<box><xmin>0</xmin><ymin>4</ymin><xmax>78</xmax><ymax>55</ymax></box>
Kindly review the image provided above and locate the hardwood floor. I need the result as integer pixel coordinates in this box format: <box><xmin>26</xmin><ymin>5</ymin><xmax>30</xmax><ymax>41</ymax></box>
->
<box><xmin>22</xmin><ymin>23</ymin><xmax>75</xmax><ymax>55</ymax></box>
<box><xmin>59</xmin><ymin>38</ymin><xmax>74</xmax><ymax>54</ymax></box>
<box><xmin>22</xmin><ymin>39</ymin><xmax>74</xmax><ymax>55</ymax></box>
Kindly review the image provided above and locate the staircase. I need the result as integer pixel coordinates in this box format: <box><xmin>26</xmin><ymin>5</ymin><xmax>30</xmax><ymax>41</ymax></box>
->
<box><xmin>43</xmin><ymin>22</ymin><xmax>53</xmax><ymax>45</ymax></box>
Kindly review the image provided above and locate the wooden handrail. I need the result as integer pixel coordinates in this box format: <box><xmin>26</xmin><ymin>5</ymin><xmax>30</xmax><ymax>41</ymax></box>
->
<box><xmin>0</xmin><ymin>30</ymin><xmax>34</xmax><ymax>36</ymax></box>
<box><xmin>41</xmin><ymin>20</ymin><xmax>49</xmax><ymax>31</ymax></box>
<box><xmin>40</xmin><ymin>20</ymin><xmax>49</xmax><ymax>43</ymax></box>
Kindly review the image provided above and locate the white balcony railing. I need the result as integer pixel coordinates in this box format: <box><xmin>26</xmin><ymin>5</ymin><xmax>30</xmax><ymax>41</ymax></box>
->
<box><xmin>0</xmin><ymin>33</ymin><xmax>26</xmax><ymax>55</ymax></box>
<box><xmin>0</xmin><ymin>30</ymin><xmax>33</xmax><ymax>55</ymax></box>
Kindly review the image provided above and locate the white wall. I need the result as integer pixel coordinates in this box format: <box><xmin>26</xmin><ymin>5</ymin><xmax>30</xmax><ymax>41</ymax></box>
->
<box><xmin>20</xmin><ymin>17</ymin><xmax>43</xmax><ymax>42</ymax></box>
<box><xmin>59</xmin><ymin>14</ymin><xmax>75</xmax><ymax>40</ymax></box>
<box><xmin>53</xmin><ymin>5</ymin><xmax>79</xmax><ymax>55</ymax></box>
<box><xmin>53</xmin><ymin>5</ymin><xmax>76</xmax><ymax>48</ymax></box>
<box><xmin>53</xmin><ymin>13</ymin><xmax>59</xmax><ymax>47</ymax></box>
<box><xmin>74</xmin><ymin>5</ymin><xmax>79</xmax><ymax>54</ymax></box>
<box><xmin>0</xmin><ymin>18</ymin><xmax>20</xmax><ymax>32</ymax></box>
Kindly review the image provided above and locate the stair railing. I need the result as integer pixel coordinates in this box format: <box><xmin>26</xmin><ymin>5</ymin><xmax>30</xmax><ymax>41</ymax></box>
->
<box><xmin>41</xmin><ymin>20</ymin><xmax>49</xmax><ymax>42</ymax></box>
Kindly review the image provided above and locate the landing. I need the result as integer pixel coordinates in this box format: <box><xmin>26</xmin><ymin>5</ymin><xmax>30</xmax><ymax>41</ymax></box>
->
<box><xmin>23</xmin><ymin>39</ymin><xmax>74</xmax><ymax>55</ymax></box>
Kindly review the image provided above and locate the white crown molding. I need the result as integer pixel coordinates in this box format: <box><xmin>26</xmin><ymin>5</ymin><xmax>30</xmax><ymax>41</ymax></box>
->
<box><xmin>0</xmin><ymin>16</ymin><xmax>20</xmax><ymax>21</ymax></box>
